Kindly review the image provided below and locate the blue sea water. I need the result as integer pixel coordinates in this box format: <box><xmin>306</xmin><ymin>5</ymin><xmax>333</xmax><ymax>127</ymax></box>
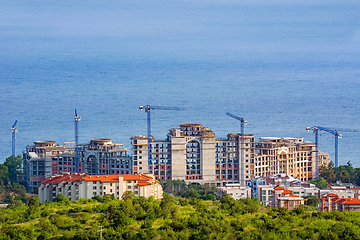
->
<box><xmin>1</xmin><ymin>0</ymin><xmax>359</xmax><ymax>166</ymax></box>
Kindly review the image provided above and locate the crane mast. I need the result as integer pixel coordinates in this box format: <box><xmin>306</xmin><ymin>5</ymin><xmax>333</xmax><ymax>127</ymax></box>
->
<box><xmin>11</xmin><ymin>120</ymin><xmax>17</xmax><ymax>181</ymax></box>
<box><xmin>226</xmin><ymin>112</ymin><xmax>247</xmax><ymax>186</ymax></box>
<box><xmin>306</xmin><ymin>126</ymin><xmax>358</xmax><ymax>179</ymax></box>
<box><xmin>74</xmin><ymin>109</ymin><xmax>81</xmax><ymax>173</ymax></box>
<box><xmin>139</xmin><ymin>105</ymin><xmax>185</xmax><ymax>174</ymax></box>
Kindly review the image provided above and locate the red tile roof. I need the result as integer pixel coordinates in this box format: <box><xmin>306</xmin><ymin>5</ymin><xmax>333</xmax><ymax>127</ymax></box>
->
<box><xmin>39</xmin><ymin>173</ymin><xmax>154</xmax><ymax>185</ymax></box>
<box><xmin>282</xmin><ymin>190</ymin><xmax>291</xmax><ymax>194</ymax></box>
<box><xmin>274</xmin><ymin>186</ymin><xmax>285</xmax><ymax>190</ymax></box>
<box><xmin>138</xmin><ymin>182</ymin><xmax>152</xmax><ymax>186</ymax></box>
<box><xmin>342</xmin><ymin>199</ymin><xmax>360</xmax><ymax>205</ymax></box>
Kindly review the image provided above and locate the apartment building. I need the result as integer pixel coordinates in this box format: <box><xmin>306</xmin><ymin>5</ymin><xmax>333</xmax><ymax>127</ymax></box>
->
<box><xmin>248</xmin><ymin>174</ymin><xmax>319</xmax><ymax>206</ymax></box>
<box><xmin>132</xmin><ymin>124</ymin><xmax>330</xmax><ymax>186</ymax></box>
<box><xmin>23</xmin><ymin>139</ymin><xmax>131</xmax><ymax>191</ymax></box>
<box><xmin>255</xmin><ymin>137</ymin><xmax>330</xmax><ymax>182</ymax></box>
<box><xmin>320</xmin><ymin>193</ymin><xmax>360</xmax><ymax>212</ymax></box>
<box><xmin>272</xmin><ymin>186</ymin><xmax>305</xmax><ymax>210</ymax></box>
<box><xmin>38</xmin><ymin>173</ymin><xmax>162</xmax><ymax>203</ymax></box>
<box><xmin>131</xmin><ymin>124</ymin><xmax>255</xmax><ymax>187</ymax></box>
<box><xmin>216</xmin><ymin>183</ymin><xmax>252</xmax><ymax>200</ymax></box>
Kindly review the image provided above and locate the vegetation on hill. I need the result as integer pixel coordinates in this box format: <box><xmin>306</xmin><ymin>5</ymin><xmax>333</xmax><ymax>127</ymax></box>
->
<box><xmin>1</xmin><ymin>193</ymin><xmax>360</xmax><ymax>240</ymax></box>
<box><xmin>0</xmin><ymin>155</ymin><xmax>27</xmax><ymax>203</ymax></box>
<box><xmin>310</xmin><ymin>161</ymin><xmax>360</xmax><ymax>189</ymax></box>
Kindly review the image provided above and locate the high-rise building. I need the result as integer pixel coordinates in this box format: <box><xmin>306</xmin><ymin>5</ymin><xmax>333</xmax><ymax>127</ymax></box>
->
<box><xmin>254</xmin><ymin>137</ymin><xmax>330</xmax><ymax>181</ymax></box>
<box><xmin>23</xmin><ymin>139</ymin><xmax>131</xmax><ymax>191</ymax></box>
<box><xmin>132</xmin><ymin>124</ymin><xmax>255</xmax><ymax>187</ymax></box>
<box><xmin>132</xmin><ymin>124</ymin><xmax>330</xmax><ymax>186</ymax></box>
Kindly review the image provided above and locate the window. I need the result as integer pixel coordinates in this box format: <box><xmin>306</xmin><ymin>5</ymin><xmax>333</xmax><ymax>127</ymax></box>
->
<box><xmin>93</xmin><ymin>181</ymin><xmax>97</xmax><ymax>184</ymax></box>
<box><xmin>128</xmin><ymin>186</ymin><xmax>132</xmax><ymax>189</ymax></box>
<box><xmin>93</xmin><ymin>192</ymin><xmax>97</xmax><ymax>196</ymax></box>
<box><xmin>93</xmin><ymin>186</ymin><xmax>97</xmax><ymax>190</ymax></box>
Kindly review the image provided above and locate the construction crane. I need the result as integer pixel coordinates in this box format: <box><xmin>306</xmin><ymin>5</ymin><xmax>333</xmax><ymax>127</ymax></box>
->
<box><xmin>139</xmin><ymin>105</ymin><xmax>185</xmax><ymax>173</ymax></box>
<box><xmin>11</xmin><ymin>120</ymin><xmax>17</xmax><ymax>181</ymax></box>
<box><xmin>306</xmin><ymin>126</ymin><xmax>359</xmax><ymax>179</ymax></box>
<box><xmin>74</xmin><ymin>109</ymin><xmax>81</xmax><ymax>173</ymax></box>
<box><xmin>226</xmin><ymin>112</ymin><xmax>247</xmax><ymax>186</ymax></box>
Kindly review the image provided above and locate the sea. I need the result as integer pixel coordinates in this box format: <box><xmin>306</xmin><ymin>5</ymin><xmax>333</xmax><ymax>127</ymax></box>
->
<box><xmin>1</xmin><ymin>0</ymin><xmax>359</xmax><ymax>167</ymax></box>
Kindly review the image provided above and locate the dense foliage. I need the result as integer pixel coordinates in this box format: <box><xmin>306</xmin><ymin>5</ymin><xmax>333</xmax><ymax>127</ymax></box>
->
<box><xmin>310</xmin><ymin>161</ymin><xmax>360</xmax><ymax>189</ymax></box>
<box><xmin>0</xmin><ymin>155</ymin><xmax>27</xmax><ymax>203</ymax></box>
<box><xmin>161</xmin><ymin>179</ymin><xmax>217</xmax><ymax>200</ymax></box>
<box><xmin>1</xmin><ymin>194</ymin><xmax>360</xmax><ymax>239</ymax></box>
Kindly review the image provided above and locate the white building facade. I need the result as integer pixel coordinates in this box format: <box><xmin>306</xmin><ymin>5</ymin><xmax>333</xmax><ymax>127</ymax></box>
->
<box><xmin>38</xmin><ymin>173</ymin><xmax>163</xmax><ymax>203</ymax></box>
<box><xmin>216</xmin><ymin>184</ymin><xmax>252</xmax><ymax>200</ymax></box>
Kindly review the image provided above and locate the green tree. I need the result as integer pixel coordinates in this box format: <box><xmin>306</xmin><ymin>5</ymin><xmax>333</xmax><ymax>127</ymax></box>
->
<box><xmin>310</xmin><ymin>177</ymin><xmax>328</xmax><ymax>189</ymax></box>
<box><xmin>0</xmin><ymin>164</ymin><xmax>9</xmax><ymax>188</ymax></box>
<box><xmin>122</xmin><ymin>191</ymin><xmax>135</xmax><ymax>201</ymax></box>
<box><xmin>53</xmin><ymin>193</ymin><xmax>66</xmax><ymax>203</ymax></box>
<box><xmin>304</xmin><ymin>195</ymin><xmax>319</xmax><ymax>208</ymax></box>
<box><xmin>337</xmin><ymin>166</ymin><xmax>351</xmax><ymax>183</ymax></box>
<box><xmin>4</xmin><ymin>155</ymin><xmax>23</xmax><ymax>183</ymax></box>
<box><xmin>353</xmin><ymin>168</ymin><xmax>360</xmax><ymax>186</ymax></box>
<box><xmin>319</xmin><ymin>162</ymin><xmax>336</xmax><ymax>183</ymax></box>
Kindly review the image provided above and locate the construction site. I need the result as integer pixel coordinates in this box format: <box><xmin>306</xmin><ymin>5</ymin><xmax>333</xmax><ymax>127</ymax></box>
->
<box><xmin>8</xmin><ymin>106</ymin><xmax>358</xmax><ymax>190</ymax></box>
<box><xmin>16</xmin><ymin>107</ymin><xmax>347</xmax><ymax>190</ymax></box>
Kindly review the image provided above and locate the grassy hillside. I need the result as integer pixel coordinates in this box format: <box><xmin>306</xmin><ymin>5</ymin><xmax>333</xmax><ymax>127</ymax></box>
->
<box><xmin>1</xmin><ymin>194</ymin><xmax>360</xmax><ymax>240</ymax></box>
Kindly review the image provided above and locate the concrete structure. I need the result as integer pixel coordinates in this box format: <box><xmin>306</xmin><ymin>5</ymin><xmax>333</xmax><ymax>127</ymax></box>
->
<box><xmin>216</xmin><ymin>183</ymin><xmax>252</xmax><ymax>200</ymax></box>
<box><xmin>132</xmin><ymin>124</ymin><xmax>255</xmax><ymax>187</ymax></box>
<box><xmin>318</xmin><ymin>188</ymin><xmax>355</xmax><ymax>199</ymax></box>
<box><xmin>320</xmin><ymin>193</ymin><xmax>360</xmax><ymax>212</ymax></box>
<box><xmin>38</xmin><ymin>173</ymin><xmax>162</xmax><ymax>203</ymax></box>
<box><xmin>23</xmin><ymin>139</ymin><xmax>131</xmax><ymax>191</ymax></box>
<box><xmin>132</xmin><ymin>124</ymin><xmax>330</xmax><ymax>187</ymax></box>
<box><xmin>255</xmin><ymin>137</ymin><xmax>330</xmax><ymax>182</ymax></box>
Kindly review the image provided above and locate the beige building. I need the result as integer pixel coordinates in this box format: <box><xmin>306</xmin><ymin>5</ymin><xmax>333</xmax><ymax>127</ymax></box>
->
<box><xmin>132</xmin><ymin>124</ymin><xmax>330</xmax><ymax>187</ymax></box>
<box><xmin>23</xmin><ymin>139</ymin><xmax>131</xmax><ymax>191</ymax></box>
<box><xmin>320</xmin><ymin>193</ymin><xmax>360</xmax><ymax>212</ymax></box>
<box><xmin>132</xmin><ymin>124</ymin><xmax>254</xmax><ymax>187</ymax></box>
<box><xmin>272</xmin><ymin>186</ymin><xmax>305</xmax><ymax>210</ymax></box>
<box><xmin>255</xmin><ymin>137</ymin><xmax>330</xmax><ymax>182</ymax></box>
<box><xmin>38</xmin><ymin>173</ymin><xmax>162</xmax><ymax>203</ymax></box>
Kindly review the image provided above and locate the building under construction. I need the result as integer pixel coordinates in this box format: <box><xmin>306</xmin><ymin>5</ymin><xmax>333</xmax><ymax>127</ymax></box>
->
<box><xmin>23</xmin><ymin>124</ymin><xmax>330</xmax><ymax>189</ymax></box>
<box><xmin>131</xmin><ymin>124</ymin><xmax>330</xmax><ymax>187</ymax></box>
<box><xmin>23</xmin><ymin>139</ymin><xmax>131</xmax><ymax>191</ymax></box>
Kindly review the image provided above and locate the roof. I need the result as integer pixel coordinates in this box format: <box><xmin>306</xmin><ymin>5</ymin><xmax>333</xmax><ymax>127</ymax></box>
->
<box><xmin>39</xmin><ymin>173</ymin><xmax>155</xmax><ymax>185</ymax></box>
<box><xmin>84</xmin><ymin>173</ymin><xmax>153</xmax><ymax>182</ymax></box>
<box><xmin>39</xmin><ymin>173</ymin><xmax>87</xmax><ymax>186</ymax></box>
<box><xmin>84</xmin><ymin>175</ymin><xmax>121</xmax><ymax>182</ymax></box>
<box><xmin>342</xmin><ymin>199</ymin><xmax>360</xmax><ymax>205</ymax></box>
<box><xmin>274</xmin><ymin>186</ymin><xmax>285</xmax><ymax>190</ymax></box>
<box><xmin>138</xmin><ymin>182</ymin><xmax>152</xmax><ymax>186</ymax></box>
<box><xmin>283</xmin><ymin>190</ymin><xmax>291</xmax><ymax>194</ymax></box>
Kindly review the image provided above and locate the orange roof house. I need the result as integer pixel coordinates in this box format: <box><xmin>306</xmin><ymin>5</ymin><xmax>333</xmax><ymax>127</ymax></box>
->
<box><xmin>38</xmin><ymin>173</ymin><xmax>163</xmax><ymax>203</ymax></box>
